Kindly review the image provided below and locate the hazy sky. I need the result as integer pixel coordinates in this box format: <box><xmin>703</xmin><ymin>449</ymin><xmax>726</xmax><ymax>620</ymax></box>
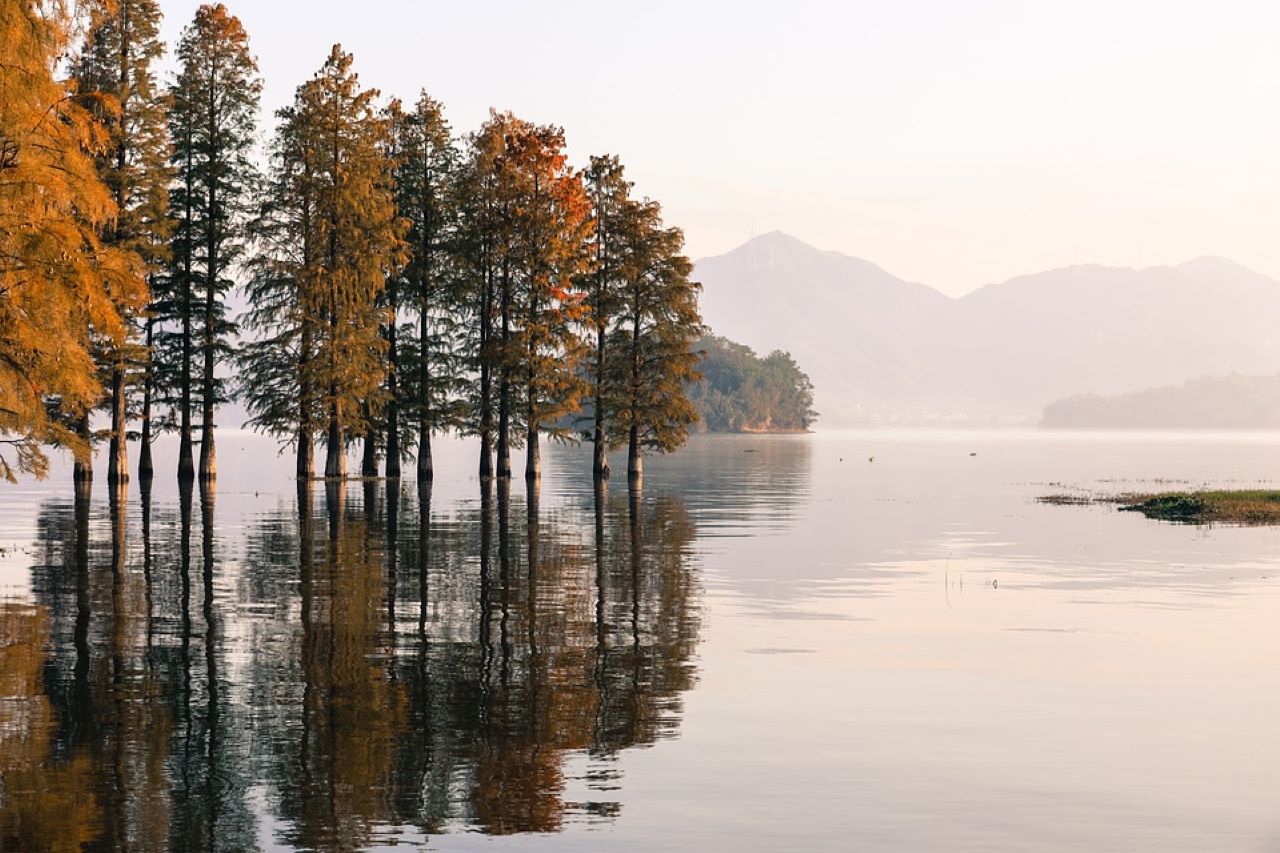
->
<box><xmin>157</xmin><ymin>0</ymin><xmax>1280</xmax><ymax>296</ymax></box>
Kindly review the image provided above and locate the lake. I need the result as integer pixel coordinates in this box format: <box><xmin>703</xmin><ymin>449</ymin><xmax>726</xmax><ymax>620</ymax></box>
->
<box><xmin>2</xmin><ymin>430</ymin><xmax>1279</xmax><ymax>851</ymax></box>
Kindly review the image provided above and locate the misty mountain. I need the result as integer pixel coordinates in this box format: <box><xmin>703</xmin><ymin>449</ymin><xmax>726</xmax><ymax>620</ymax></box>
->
<box><xmin>1042</xmin><ymin>373</ymin><xmax>1280</xmax><ymax>429</ymax></box>
<box><xmin>695</xmin><ymin>233</ymin><xmax>1280</xmax><ymax>425</ymax></box>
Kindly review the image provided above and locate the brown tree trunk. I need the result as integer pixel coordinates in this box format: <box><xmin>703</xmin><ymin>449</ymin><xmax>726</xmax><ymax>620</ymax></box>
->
<box><xmin>628</xmin><ymin>423</ymin><xmax>642</xmax><ymax>482</ymax></box>
<box><xmin>108</xmin><ymin>363</ymin><xmax>128</xmax><ymax>484</ymax></box>
<box><xmin>386</xmin><ymin>277</ymin><xmax>400</xmax><ymax>479</ymax></box>
<box><xmin>73</xmin><ymin>414</ymin><xmax>93</xmax><ymax>486</ymax></box>
<box><xmin>297</xmin><ymin>427</ymin><xmax>314</xmax><ymax>481</ymax></box>
<box><xmin>139</xmin><ymin>316</ymin><xmax>155</xmax><ymax>482</ymax></box>
<box><xmin>325</xmin><ymin>410</ymin><xmax>345</xmax><ymax>479</ymax></box>
<box><xmin>525</xmin><ymin>425</ymin><xmax>540</xmax><ymax>482</ymax></box>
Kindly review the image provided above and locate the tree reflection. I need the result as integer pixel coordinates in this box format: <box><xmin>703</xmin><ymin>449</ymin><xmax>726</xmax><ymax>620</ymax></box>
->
<box><xmin>16</xmin><ymin>470</ymin><xmax>702</xmax><ymax>847</ymax></box>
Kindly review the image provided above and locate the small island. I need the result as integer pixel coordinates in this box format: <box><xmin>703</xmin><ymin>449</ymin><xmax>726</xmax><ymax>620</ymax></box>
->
<box><xmin>689</xmin><ymin>335</ymin><xmax>817</xmax><ymax>433</ymax></box>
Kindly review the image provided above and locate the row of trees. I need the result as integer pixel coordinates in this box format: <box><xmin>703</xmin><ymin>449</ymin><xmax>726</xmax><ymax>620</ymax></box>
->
<box><xmin>0</xmin><ymin>0</ymin><xmax>703</xmax><ymax>486</ymax></box>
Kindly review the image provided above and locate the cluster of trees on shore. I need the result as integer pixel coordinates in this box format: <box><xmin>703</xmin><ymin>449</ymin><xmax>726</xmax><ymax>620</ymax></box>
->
<box><xmin>1</xmin><ymin>0</ymin><xmax>703</xmax><ymax>486</ymax></box>
<box><xmin>689</xmin><ymin>335</ymin><xmax>816</xmax><ymax>433</ymax></box>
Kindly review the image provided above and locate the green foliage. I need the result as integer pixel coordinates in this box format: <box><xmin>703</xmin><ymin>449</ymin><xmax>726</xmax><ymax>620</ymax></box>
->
<box><xmin>153</xmin><ymin>2</ymin><xmax>260</xmax><ymax>476</ymax></box>
<box><xmin>241</xmin><ymin>44</ymin><xmax>404</xmax><ymax>478</ymax></box>
<box><xmin>689</xmin><ymin>335</ymin><xmax>816</xmax><ymax>432</ymax></box>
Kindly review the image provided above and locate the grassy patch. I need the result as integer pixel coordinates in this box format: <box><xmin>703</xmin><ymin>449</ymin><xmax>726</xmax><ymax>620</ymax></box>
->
<box><xmin>1120</xmin><ymin>490</ymin><xmax>1280</xmax><ymax>524</ymax></box>
<box><xmin>1043</xmin><ymin>489</ymin><xmax>1280</xmax><ymax>525</ymax></box>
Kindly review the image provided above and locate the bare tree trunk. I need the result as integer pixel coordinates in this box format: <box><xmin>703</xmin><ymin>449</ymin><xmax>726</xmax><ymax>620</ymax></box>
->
<box><xmin>361</xmin><ymin>423</ymin><xmax>378</xmax><ymax>478</ymax></box>
<box><xmin>179</xmin><ymin>301</ymin><xmax>194</xmax><ymax>483</ymax></box>
<box><xmin>593</xmin><ymin>323</ymin><xmax>608</xmax><ymax>480</ymax></box>
<box><xmin>479</xmin><ymin>265</ymin><xmax>493</xmax><ymax>481</ymax></box>
<box><xmin>417</xmin><ymin>429</ymin><xmax>432</xmax><ymax>482</ymax></box>
<box><xmin>139</xmin><ymin>315</ymin><xmax>155</xmax><ymax>482</ymax></box>
<box><xmin>108</xmin><ymin>363</ymin><xmax>128</xmax><ymax>484</ymax></box>
<box><xmin>73</xmin><ymin>414</ymin><xmax>93</xmax><ymax>486</ymax></box>
<box><xmin>297</xmin><ymin>427</ymin><xmax>314</xmax><ymax>480</ymax></box>
<box><xmin>628</xmin><ymin>423</ymin><xmax>642</xmax><ymax>482</ymax></box>
<box><xmin>325</xmin><ymin>408</ymin><xmax>345</xmax><ymax>479</ymax></box>
<box><xmin>525</xmin><ymin>425</ymin><xmax>540</xmax><ymax>482</ymax></box>
<box><xmin>497</xmin><ymin>265</ymin><xmax>512</xmax><ymax>479</ymax></box>
<box><xmin>386</xmin><ymin>276</ymin><xmax>401</xmax><ymax>479</ymax></box>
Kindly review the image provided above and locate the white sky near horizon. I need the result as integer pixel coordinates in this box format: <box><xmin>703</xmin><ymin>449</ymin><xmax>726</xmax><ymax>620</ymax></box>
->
<box><xmin>155</xmin><ymin>0</ymin><xmax>1280</xmax><ymax>297</ymax></box>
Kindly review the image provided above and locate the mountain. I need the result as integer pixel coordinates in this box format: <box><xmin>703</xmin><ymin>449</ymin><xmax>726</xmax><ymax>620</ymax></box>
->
<box><xmin>1042</xmin><ymin>373</ymin><xmax>1280</xmax><ymax>429</ymax></box>
<box><xmin>694</xmin><ymin>233</ymin><xmax>1280</xmax><ymax>426</ymax></box>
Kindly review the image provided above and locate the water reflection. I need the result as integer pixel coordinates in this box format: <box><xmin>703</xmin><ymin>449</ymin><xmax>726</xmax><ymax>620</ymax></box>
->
<box><xmin>8</xmin><ymin>473</ymin><xmax>702</xmax><ymax>849</ymax></box>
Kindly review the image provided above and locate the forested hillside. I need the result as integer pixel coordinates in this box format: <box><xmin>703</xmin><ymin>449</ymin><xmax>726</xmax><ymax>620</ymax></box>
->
<box><xmin>689</xmin><ymin>336</ymin><xmax>816</xmax><ymax>433</ymax></box>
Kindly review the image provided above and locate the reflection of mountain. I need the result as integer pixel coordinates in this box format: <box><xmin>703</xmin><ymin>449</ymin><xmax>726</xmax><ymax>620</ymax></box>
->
<box><xmin>697</xmin><ymin>232</ymin><xmax>1280</xmax><ymax>425</ymax></box>
<box><xmin>14</xmin><ymin>476</ymin><xmax>702</xmax><ymax>847</ymax></box>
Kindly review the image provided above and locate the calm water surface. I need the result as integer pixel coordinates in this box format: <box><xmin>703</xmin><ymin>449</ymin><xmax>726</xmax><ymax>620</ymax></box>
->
<box><xmin>1</xmin><ymin>430</ymin><xmax>1279</xmax><ymax>851</ymax></box>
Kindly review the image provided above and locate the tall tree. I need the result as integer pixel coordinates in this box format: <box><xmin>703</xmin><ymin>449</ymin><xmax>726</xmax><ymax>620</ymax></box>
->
<box><xmin>242</xmin><ymin>45</ymin><xmax>403</xmax><ymax>480</ymax></box>
<box><xmin>456</xmin><ymin>112</ymin><xmax>591</xmax><ymax>482</ymax></box>
<box><xmin>159</xmin><ymin>3</ymin><xmax>260</xmax><ymax>483</ymax></box>
<box><xmin>604</xmin><ymin>201</ymin><xmax>703</xmax><ymax>481</ymax></box>
<box><xmin>507</xmin><ymin>123</ymin><xmax>592</xmax><ymax>482</ymax></box>
<box><xmin>387</xmin><ymin>94</ymin><xmax>460</xmax><ymax>482</ymax></box>
<box><xmin>0</xmin><ymin>0</ymin><xmax>145</xmax><ymax>482</ymax></box>
<box><xmin>455</xmin><ymin>116</ymin><xmax>506</xmax><ymax>481</ymax></box>
<box><xmin>73</xmin><ymin>0</ymin><xmax>172</xmax><ymax>485</ymax></box>
<box><xmin>581</xmin><ymin>155</ymin><xmax>631</xmax><ymax>480</ymax></box>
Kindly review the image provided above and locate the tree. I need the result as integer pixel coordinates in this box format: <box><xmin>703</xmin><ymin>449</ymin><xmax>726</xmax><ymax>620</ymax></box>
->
<box><xmin>454</xmin><ymin>115</ymin><xmax>505</xmax><ymax>480</ymax></box>
<box><xmin>73</xmin><ymin>0</ymin><xmax>172</xmax><ymax>485</ymax></box>
<box><xmin>158</xmin><ymin>3</ymin><xmax>260</xmax><ymax>483</ymax></box>
<box><xmin>581</xmin><ymin>155</ymin><xmax>631</xmax><ymax>480</ymax></box>
<box><xmin>386</xmin><ymin>93</ymin><xmax>461</xmax><ymax>482</ymax></box>
<box><xmin>242</xmin><ymin>45</ymin><xmax>403</xmax><ymax>480</ymax></box>
<box><xmin>506</xmin><ymin>123</ymin><xmax>592</xmax><ymax>482</ymax></box>
<box><xmin>455</xmin><ymin>112</ymin><xmax>591</xmax><ymax>482</ymax></box>
<box><xmin>0</xmin><ymin>0</ymin><xmax>145</xmax><ymax>482</ymax></box>
<box><xmin>604</xmin><ymin>201</ymin><xmax>702</xmax><ymax>480</ymax></box>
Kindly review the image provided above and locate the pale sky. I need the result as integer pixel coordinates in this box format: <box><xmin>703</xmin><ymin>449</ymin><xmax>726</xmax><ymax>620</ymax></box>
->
<box><xmin>157</xmin><ymin>0</ymin><xmax>1280</xmax><ymax>296</ymax></box>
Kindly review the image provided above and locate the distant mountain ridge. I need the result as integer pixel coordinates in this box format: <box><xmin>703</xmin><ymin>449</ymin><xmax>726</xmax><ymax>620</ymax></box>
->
<box><xmin>1042</xmin><ymin>373</ymin><xmax>1280</xmax><ymax>429</ymax></box>
<box><xmin>694</xmin><ymin>233</ymin><xmax>1280</xmax><ymax>426</ymax></box>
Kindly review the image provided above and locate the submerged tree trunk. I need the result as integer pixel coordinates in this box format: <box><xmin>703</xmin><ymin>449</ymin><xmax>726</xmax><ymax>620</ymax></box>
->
<box><xmin>198</xmin><ymin>283</ymin><xmax>217</xmax><ymax>481</ymax></box>
<box><xmin>417</xmin><ymin>429</ymin><xmax>433</xmax><ymax>482</ymax></box>
<box><xmin>325</xmin><ymin>408</ymin><xmax>345</xmax><ymax>479</ymax></box>
<box><xmin>73</xmin><ymin>414</ymin><xmax>93</xmax><ymax>485</ymax></box>
<box><xmin>496</xmin><ymin>265</ymin><xmax>512</xmax><ymax>479</ymax></box>
<box><xmin>139</xmin><ymin>316</ymin><xmax>155</xmax><ymax>482</ymax></box>
<box><xmin>525</xmin><ymin>424</ymin><xmax>540</xmax><ymax>482</ymax></box>
<box><xmin>361</xmin><ymin>421</ymin><xmax>378</xmax><ymax>478</ymax></box>
<box><xmin>478</xmin><ymin>250</ymin><xmax>495</xmax><ymax>480</ymax></box>
<box><xmin>297</xmin><ymin>427</ymin><xmax>314</xmax><ymax>480</ymax></box>
<box><xmin>628</xmin><ymin>423</ymin><xmax>642</xmax><ymax>482</ymax></box>
<box><xmin>386</xmin><ymin>277</ymin><xmax>401</xmax><ymax>479</ymax></box>
<box><xmin>108</xmin><ymin>362</ymin><xmax>128</xmax><ymax>484</ymax></box>
<box><xmin>593</xmin><ymin>324</ymin><xmax>608</xmax><ymax>480</ymax></box>
<box><xmin>178</xmin><ymin>293</ymin><xmax>194</xmax><ymax>483</ymax></box>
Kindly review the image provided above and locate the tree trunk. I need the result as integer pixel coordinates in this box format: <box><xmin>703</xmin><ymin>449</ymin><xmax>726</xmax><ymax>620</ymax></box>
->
<box><xmin>198</xmin><ymin>285</ymin><xmax>216</xmax><ymax>481</ymax></box>
<box><xmin>525</xmin><ymin>425</ymin><xmax>540</xmax><ymax>482</ymax></box>
<box><xmin>361</xmin><ymin>426</ymin><xmax>378</xmax><ymax>478</ymax></box>
<box><xmin>73</xmin><ymin>414</ymin><xmax>93</xmax><ymax>486</ymax></box>
<box><xmin>139</xmin><ymin>316</ymin><xmax>155</xmax><ymax>482</ymax></box>
<box><xmin>325</xmin><ymin>412</ymin><xmax>345</xmax><ymax>479</ymax></box>
<box><xmin>593</xmin><ymin>324</ymin><xmax>608</xmax><ymax>480</ymax></box>
<box><xmin>386</xmin><ymin>277</ymin><xmax>400</xmax><ymax>479</ymax></box>
<box><xmin>628</xmin><ymin>423</ymin><xmax>642</xmax><ymax>482</ymax></box>
<box><xmin>417</xmin><ymin>428</ymin><xmax>433</xmax><ymax>482</ymax></box>
<box><xmin>497</xmin><ymin>265</ymin><xmax>512</xmax><ymax>479</ymax></box>
<box><xmin>297</xmin><ymin>427</ymin><xmax>314</xmax><ymax>480</ymax></box>
<box><xmin>178</xmin><ymin>305</ymin><xmax>194</xmax><ymax>483</ymax></box>
<box><xmin>108</xmin><ymin>363</ymin><xmax>128</xmax><ymax>484</ymax></box>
